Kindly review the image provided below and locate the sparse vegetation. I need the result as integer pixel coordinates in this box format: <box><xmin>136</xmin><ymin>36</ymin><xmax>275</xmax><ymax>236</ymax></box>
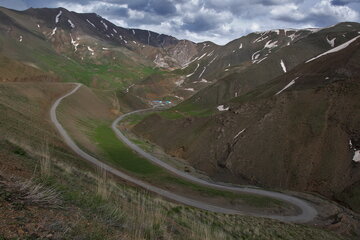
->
<box><xmin>40</xmin><ymin>138</ymin><xmax>52</xmax><ymax>177</ymax></box>
<box><xmin>0</xmin><ymin>145</ymin><xmax>346</xmax><ymax>240</ymax></box>
<box><xmin>92</xmin><ymin>123</ymin><xmax>291</xmax><ymax>209</ymax></box>
<box><xmin>96</xmin><ymin>166</ymin><xmax>109</xmax><ymax>200</ymax></box>
<box><xmin>0</xmin><ymin>82</ymin><xmax>354</xmax><ymax>239</ymax></box>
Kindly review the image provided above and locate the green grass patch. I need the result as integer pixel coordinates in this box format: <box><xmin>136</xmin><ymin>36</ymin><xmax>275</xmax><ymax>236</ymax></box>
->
<box><xmin>123</xmin><ymin>112</ymin><xmax>153</xmax><ymax>125</ymax></box>
<box><xmin>93</xmin><ymin>124</ymin><xmax>162</xmax><ymax>175</ymax></box>
<box><xmin>91</xmin><ymin>123</ymin><xmax>288</xmax><ymax>209</ymax></box>
<box><xmin>157</xmin><ymin>102</ymin><xmax>215</xmax><ymax>120</ymax></box>
<box><xmin>165</xmin><ymin>176</ymin><xmax>285</xmax><ymax>208</ymax></box>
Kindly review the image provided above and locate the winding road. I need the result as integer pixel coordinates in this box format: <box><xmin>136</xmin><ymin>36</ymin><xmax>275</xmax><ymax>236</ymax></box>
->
<box><xmin>51</xmin><ymin>83</ymin><xmax>318</xmax><ymax>223</ymax></box>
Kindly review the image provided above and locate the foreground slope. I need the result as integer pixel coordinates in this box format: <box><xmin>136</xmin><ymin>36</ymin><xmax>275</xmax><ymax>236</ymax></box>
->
<box><xmin>0</xmin><ymin>82</ymin><xmax>351</xmax><ymax>239</ymax></box>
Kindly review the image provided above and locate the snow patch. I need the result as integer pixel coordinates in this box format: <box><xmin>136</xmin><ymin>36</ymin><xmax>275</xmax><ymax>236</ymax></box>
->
<box><xmin>55</xmin><ymin>11</ymin><xmax>62</xmax><ymax>24</ymax></box>
<box><xmin>19</xmin><ymin>36</ymin><xmax>23</xmax><ymax>42</ymax></box>
<box><xmin>201</xmin><ymin>43</ymin><xmax>209</xmax><ymax>50</ymax></box>
<box><xmin>184</xmin><ymin>88</ymin><xmax>194</xmax><ymax>92</ymax></box>
<box><xmin>87</xmin><ymin>46</ymin><xmax>95</xmax><ymax>55</ymax></box>
<box><xmin>147</xmin><ymin>30</ymin><xmax>151</xmax><ymax>45</ymax></box>
<box><xmin>125</xmin><ymin>84</ymin><xmax>134</xmax><ymax>93</ymax></box>
<box><xmin>239</xmin><ymin>43</ymin><xmax>243</xmax><ymax>49</ymax></box>
<box><xmin>132</xmin><ymin>29</ymin><xmax>135</xmax><ymax>35</ymax></box>
<box><xmin>280</xmin><ymin>60</ymin><xmax>287</xmax><ymax>73</ymax></box>
<box><xmin>217</xmin><ymin>105</ymin><xmax>229</xmax><ymax>111</ymax></box>
<box><xmin>288</xmin><ymin>33</ymin><xmax>296</xmax><ymax>41</ymax></box>
<box><xmin>284</xmin><ymin>29</ymin><xmax>296</xmax><ymax>35</ymax></box>
<box><xmin>175</xmin><ymin>79</ymin><xmax>184</xmax><ymax>87</ymax></box>
<box><xmin>264</xmin><ymin>40</ymin><xmax>278</xmax><ymax>49</ymax></box>
<box><xmin>198</xmin><ymin>67</ymin><xmax>206</xmax><ymax>78</ymax></box>
<box><xmin>253</xmin><ymin>32</ymin><xmax>269</xmax><ymax>43</ymax></box>
<box><xmin>70</xmin><ymin>34</ymin><xmax>79</xmax><ymax>52</ymax></box>
<box><xmin>182</xmin><ymin>57</ymin><xmax>198</xmax><ymax>69</ymax></box>
<box><xmin>102</xmin><ymin>47</ymin><xmax>109</xmax><ymax>50</ymax></box>
<box><xmin>350</xmin><ymin>139</ymin><xmax>360</xmax><ymax>162</ymax></box>
<box><xmin>354</xmin><ymin>151</ymin><xmax>360</xmax><ymax>162</ymax></box>
<box><xmin>174</xmin><ymin>95</ymin><xmax>184</xmax><ymax>100</ymax></box>
<box><xmin>113</xmin><ymin>28</ymin><xmax>117</xmax><ymax>33</ymax></box>
<box><xmin>68</xmin><ymin>19</ymin><xmax>75</xmax><ymax>28</ymax></box>
<box><xmin>37</xmin><ymin>24</ymin><xmax>40</xmax><ymax>28</ymax></box>
<box><xmin>326</xmin><ymin>36</ymin><xmax>336</xmax><ymax>47</ymax></box>
<box><xmin>50</xmin><ymin>27</ymin><xmax>57</xmax><ymax>37</ymax></box>
<box><xmin>197</xmin><ymin>52</ymin><xmax>207</xmax><ymax>61</ymax></box>
<box><xmin>207</xmin><ymin>56</ymin><xmax>217</xmax><ymax>66</ymax></box>
<box><xmin>273</xmin><ymin>29</ymin><xmax>280</xmax><ymax>35</ymax></box>
<box><xmin>306</xmin><ymin>35</ymin><xmax>360</xmax><ymax>63</ymax></box>
<box><xmin>255</xmin><ymin>57</ymin><xmax>267</xmax><ymax>64</ymax></box>
<box><xmin>234</xmin><ymin>128</ymin><xmax>246</xmax><ymax>139</ymax></box>
<box><xmin>305</xmin><ymin>28</ymin><xmax>322</xmax><ymax>33</ymax></box>
<box><xmin>251</xmin><ymin>50</ymin><xmax>261</xmax><ymax>61</ymax></box>
<box><xmin>86</xmin><ymin>19</ymin><xmax>96</xmax><ymax>28</ymax></box>
<box><xmin>275</xmin><ymin>77</ymin><xmax>298</xmax><ymax>95</ymax></box>
<box><xmin>200</xmin><ymin>79</ymin><xmax>208</xmax><ymax>83</ymax></box>
<box><xmin>100</xmin><ymin>20</ymin><xmax>108</xmax><ymax>30</ymax></box>
<box><xmin>186</xmin><ymin>63</ymin><xmax>200</xmax><ymax>77</ymax></box>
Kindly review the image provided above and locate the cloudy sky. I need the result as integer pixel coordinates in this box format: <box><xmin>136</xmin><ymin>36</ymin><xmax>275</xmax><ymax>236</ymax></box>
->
<box><xmin>1</xmin><ymin>0</ymin><xmax>359</xmax><ymax>44</ymax></box>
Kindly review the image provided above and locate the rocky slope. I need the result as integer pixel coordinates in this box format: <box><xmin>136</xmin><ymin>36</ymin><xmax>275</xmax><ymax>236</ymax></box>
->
<box><xmin>134</xmin><ymin>34</ymin><xmax>360</xmax><ymax>202</ymax></box>
<box><xmin>176</xmin><ymin>22</ymin><xmax>360</xmax><ymax>108</ymax></box>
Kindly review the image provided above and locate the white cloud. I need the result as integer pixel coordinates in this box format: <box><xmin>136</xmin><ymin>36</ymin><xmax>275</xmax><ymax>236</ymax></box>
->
<box><xmin>270</xmin><ymin>4</ymin><xmax>306</xmax><ymax>21</ymax></box>
<box><xmin>311</xmin><ymin>0</ymin><xmax>359</xmax><ymax>21</ymax></box>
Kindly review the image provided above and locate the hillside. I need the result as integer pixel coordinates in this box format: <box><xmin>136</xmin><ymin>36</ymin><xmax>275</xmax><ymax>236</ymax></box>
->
<box><xmin>134</xmin><ymin>33</ymin><xmax>360</xmax><ymax>204</ymax></box>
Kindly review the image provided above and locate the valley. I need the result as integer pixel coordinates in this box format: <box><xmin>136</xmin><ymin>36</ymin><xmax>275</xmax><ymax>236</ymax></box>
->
<box><xmin>0</xmin><ymin>5</ymin><xmax>359</xmax><ymax>240</ymax></box>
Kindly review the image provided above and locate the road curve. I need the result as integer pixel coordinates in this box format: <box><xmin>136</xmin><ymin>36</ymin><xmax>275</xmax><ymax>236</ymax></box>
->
<box><xmin>51</xmin><ymin>83</ymin><xmax>317</xmax><ymax>223</ymax></box>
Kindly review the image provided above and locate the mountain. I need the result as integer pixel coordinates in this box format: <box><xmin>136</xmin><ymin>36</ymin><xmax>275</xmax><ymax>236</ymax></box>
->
<box><xmin>1</xmin><ymin>6</ymin><xmax>359</xmax><ymax>200</ymax></box>
<box><xmin>0</xmin><ymin>7</ymin><xmax>197</xmax><ymax>92</ymax></box>
<box><xmin>1</xmin><ymin>5</ymin><xmax>360</xmax><ymax>239</ymax></box>
<box><xmin>134</xmin><ymin>26</ymin><xmax>360</xmax><ymax>204</ymax></box>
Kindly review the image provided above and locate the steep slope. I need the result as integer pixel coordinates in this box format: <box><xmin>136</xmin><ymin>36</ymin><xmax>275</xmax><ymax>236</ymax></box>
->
<box><xmin>175</xmin><ymin>22</ymin><xmax>360</xmax><ymax>107</ymax></box>
<box><xmin>0</xmin><ymin>6</ymin><xmax>197</xmax><ymax>91</ymax></box>
<box><xmin>0</xmin><ymin>6</ymin><xmax>198</xmax><ymax>68</ymax></box>
<box><xmin>134</xmin><ymin>35</ymin><xmax>360</xmax><ymax>200</ymax></box>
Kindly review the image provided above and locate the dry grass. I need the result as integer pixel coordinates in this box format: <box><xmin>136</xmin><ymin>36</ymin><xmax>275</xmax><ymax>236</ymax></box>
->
<box><xmin>40</xmin><ymin>138</ymin><xmax>51</xmax><ymax>177</ymax></box>
<box><xmin>96</xmin><ymin>166</ymin><xmax>109</xmax><ymax>200</ymax></box>
<box><xmin>0</xmin><ymin>170</ymin><xmax>62</xmax><ymax>208</ymax></box>
<box><xmin>0</xmin><ymin>82</ymin><xmax>349</xmax><ymax>240</ymax></box>
<box><xmin>16</xmin><ymin>180</ymin><xmax>62</xmax><ymax>207</ymax></box>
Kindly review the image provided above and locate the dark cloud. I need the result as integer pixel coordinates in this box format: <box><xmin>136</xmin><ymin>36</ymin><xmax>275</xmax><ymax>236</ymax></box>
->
<box><xmin>258</xmin><ymin>0</ymin><xmax>304</xmax><ymax>6</ymax></box>
<box><xmin>182</xmin><ymin>14</ymin><xmax>219</xmax><ymax>32</ymax></box>
<box><xmin>0</xmin><ymin>0</ymin><xmax>359</xmax><ymax>44</ymax></box>
<box><xmin>97</xmin><ymin>6</ymin><xmax>129</xmax><ymax>18</ymax></box>
<box><xmin>127</xmin><ymin>0</ymin><xmax>176</xmax><ymax>16</ymax></box>
<box><xmin>331</xmin><ymin>0</ymin><xmax>359</xmax><ymax>5</ymax></box>
<box><xmin>151</xmin><ymin>0</ymin><xmax>176</xmax><ymax>15</ymax></box>
<box><xmin>127</xmin><ymin>0</ymin><xmax>148</xmax><ymax>11</ymax></box>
